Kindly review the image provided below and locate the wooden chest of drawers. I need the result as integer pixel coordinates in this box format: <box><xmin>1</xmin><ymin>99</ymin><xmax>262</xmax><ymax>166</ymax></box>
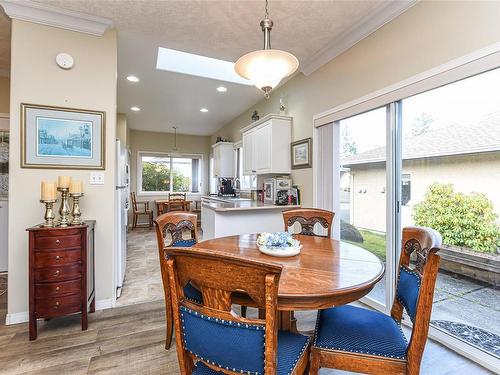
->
<box><xmin>27</xmin><ymin>221</ymin><xmax>95</xmax><ymax>340</ymax></box>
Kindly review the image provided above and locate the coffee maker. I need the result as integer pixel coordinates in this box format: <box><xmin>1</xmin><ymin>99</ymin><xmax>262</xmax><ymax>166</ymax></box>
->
<box><xmin>218</xmin><ymin>178</ymin><xmax>235</xmax><ymax>197</ymax></box>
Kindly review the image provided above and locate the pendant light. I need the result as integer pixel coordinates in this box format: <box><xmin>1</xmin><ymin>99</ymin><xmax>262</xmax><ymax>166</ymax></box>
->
<box><xmin>172</xmin><ymin>126</ymin><xmax>178</xmax><ymax>152</ymax></box>
<box><xmin>234</xmin><ymin>0</ymin><xmax>299</xmax><ymax>99</ymax></box>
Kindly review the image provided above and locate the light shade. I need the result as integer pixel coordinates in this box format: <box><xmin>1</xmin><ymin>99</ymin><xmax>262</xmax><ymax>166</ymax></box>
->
<box><xmin>235</xmin><ymin>49</ymin><xmax>299</xmax><ymax>94</ymax></box>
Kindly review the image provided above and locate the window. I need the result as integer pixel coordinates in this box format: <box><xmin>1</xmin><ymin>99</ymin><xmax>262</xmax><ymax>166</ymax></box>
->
<box><xmin>235</xmin><ymin>146</ymin><xmax>257</xmax><ymax>190</ymax></box>
<box><xmin>138</xmin><ymin>152</ymin><xmax>202</xmax><ymax>194</ymax></box>
<box><xmin>401</xmin><ymin>174</ymin><xmax>411</xmax><ymax>206</ymax></box>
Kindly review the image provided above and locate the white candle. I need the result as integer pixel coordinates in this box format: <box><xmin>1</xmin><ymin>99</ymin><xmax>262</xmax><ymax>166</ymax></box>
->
<box><xmin>41</xmin><ymin>181</ymin><xmax>56</xmax><ymax>200</ymax></box>
<box><xmin>69</xmin><ymin>180</ymin><xmax>83</xmax><ymax>194</ymax></box>
<box><xmin>58</xmin><ymin>176</ymin><xmax>72</xmax><ymax>189</ymax></box>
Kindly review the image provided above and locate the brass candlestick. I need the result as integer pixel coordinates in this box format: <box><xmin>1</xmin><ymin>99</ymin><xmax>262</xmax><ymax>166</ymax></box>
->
<box><xmin>57</xmin><ymin>187</ymin><xmax>70</xmax><ymax>227</ymax></box>
<box><xmin>40</xmin><ymin>199</ymin><xmax>57</xmax><ymax>227</ymax></box>
<box><xmin>69</xmin><ymin>192</ymin><xmax>84</xmax><ymax>226</ymax></box>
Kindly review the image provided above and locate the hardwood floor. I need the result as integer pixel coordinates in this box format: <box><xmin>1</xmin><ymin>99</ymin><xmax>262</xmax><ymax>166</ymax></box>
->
<box><xmin>0</xmin><ymin>230</ymin><xmax>494</xmax><ymax>374</ymax></box>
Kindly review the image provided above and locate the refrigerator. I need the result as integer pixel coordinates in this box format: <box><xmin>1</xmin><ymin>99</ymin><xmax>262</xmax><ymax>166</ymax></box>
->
<box><xmin>115</xmin><ymin>139</ymin><xmax>130</xmax><ymax>298</ymax></box>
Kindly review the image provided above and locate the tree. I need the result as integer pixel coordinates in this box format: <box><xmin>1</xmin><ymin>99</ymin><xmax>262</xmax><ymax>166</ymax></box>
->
<box><xmin>341</xmin><ymin>127</ymin><xmax>357</xmax><ymax>158</ymax></box>
<box><xmin>413</xmin><ymin>183</ymin><xmax>500</xmax><ymax>253</ymax></box>
<box><xmin>411</xmin><ymin>112</ymin><xmax>435</xmax><ymax>137</ymax></box>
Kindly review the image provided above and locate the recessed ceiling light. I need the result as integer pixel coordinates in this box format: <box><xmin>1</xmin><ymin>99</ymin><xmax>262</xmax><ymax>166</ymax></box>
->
<box><xmin>217</xmin><ymin>86</ymin><xmax>227</xmax><ymax>92</ymax></box>
<box><xmin>130</xmin><ymin>106</ymin><xmax>141</xmax><ymax>111</ymax></box>
<box><xmin>126</xmin><ymin>75</ymin><xmax>139</xmax><ymax>82</ymax></box>
<box><xmin>200</xmin><ymin>108</ymin><xmax>208</xmax><ymax>113</ymax></box>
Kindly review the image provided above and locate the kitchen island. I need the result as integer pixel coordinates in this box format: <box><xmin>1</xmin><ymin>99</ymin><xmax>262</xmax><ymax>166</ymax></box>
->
<box><xmin>201</xmin><ymin>196</ymin><xmax>300</xmax><ymax>240</ymax></box>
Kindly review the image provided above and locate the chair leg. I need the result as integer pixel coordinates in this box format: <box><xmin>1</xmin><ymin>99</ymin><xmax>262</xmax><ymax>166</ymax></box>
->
<box><xmin>309</xmin><ymin>349</ymin><xmax>320</xmax><ymax>375</ymax></box>
<box><xmin>132</xmin><ymin>214</ymin><xmax>137</xmax><ymax>230</ymax></box>
<box><xmin>241</xmin><ymin>305</ymin><xmax>247</xmax><ymax>318</ymax></box>
<box><xmin>165</xmin><ymin>299</ymin><xmax>174</xmax><ymax>350</ymax></box>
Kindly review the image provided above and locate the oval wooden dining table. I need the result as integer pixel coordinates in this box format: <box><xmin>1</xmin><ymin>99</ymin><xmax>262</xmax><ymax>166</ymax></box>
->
<box><xmin>194</xmin><ymin>233</ymin><xmax>385</xmax><ymax>330</ymax></box>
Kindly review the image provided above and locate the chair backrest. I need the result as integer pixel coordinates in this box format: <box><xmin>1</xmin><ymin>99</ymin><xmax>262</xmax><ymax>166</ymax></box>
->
<box><xmin>165</xmin><ymin>247</ymin><xmax>282</xmax><ymax>375</ymax></box>
<box><xmin>168</xmin><ymin>193</ymin><xmax>187</xmax><ymax>211</ymax></box>
<box><xmin>283</xmin><ymin>208</ymin><xmax>334</xmax><ymax>238</ymax></box>
<box><xmin>391</xmin><ymin>226</ymin><xmax>442</xmax><ymax>369</ymax></box>
<box><xmin>154</xmin><ymin>212</ymin><xmax>198</xmax><ymax>249</ymax></box>
<box><xmin>130</xmin><ymin>191</ymin><xmax>138</xmax><ymax>211</ymax></box>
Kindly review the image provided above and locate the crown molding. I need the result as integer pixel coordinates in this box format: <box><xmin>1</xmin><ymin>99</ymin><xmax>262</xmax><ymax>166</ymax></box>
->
<box><xmin>300</xmin><ymin>0</ymin><xmax>418</xmax><ymax>76</ymax></box>
<box><xmin>0</xmin><ymin>0</ymin><xmax>113</xmax><ymax>36</ymax></box>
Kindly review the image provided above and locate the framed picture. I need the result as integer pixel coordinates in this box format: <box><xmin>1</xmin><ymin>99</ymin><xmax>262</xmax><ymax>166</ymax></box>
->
<box><xmin>21</xmin><ymin>103</ymin><xmax>105</xmax><ymax>169</ymax></box>
<box><xmin>291</xmin><ymin>137</ymin><xmax>312</xmax><ymax>169</ymax></box>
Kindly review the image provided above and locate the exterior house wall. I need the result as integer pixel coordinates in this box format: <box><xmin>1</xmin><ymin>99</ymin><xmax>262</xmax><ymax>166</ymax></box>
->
<box><xmin>211</xmin><ymin>1</ymin><xmax>500</xmax><ymax>207</ymax></box>
<box><xmin>348</xmin><ymin>152</ymin><xmax>500</xmax><ymax>232</ymax></box>
<box><xmin>8</xmin><ymin>20</ymin><xmax>117</xmax><ymax>318</ymax></box>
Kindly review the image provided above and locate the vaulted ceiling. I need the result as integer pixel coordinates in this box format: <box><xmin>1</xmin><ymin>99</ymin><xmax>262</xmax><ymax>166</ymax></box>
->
<box><xmin>2</xmin><ymin>1</ymin><xmax>414</xmax><ymax>135</ymax></box>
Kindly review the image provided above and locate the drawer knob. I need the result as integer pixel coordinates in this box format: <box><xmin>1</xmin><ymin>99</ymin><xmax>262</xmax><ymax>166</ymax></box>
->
<box><xmin>55</xmin><ymin>255</ymin><xmax>61</xmax><ymax>261</ymax></box>
<box><xmin>55</xmin><ymin>301</ymin><xmax>59</xmax><ymax>308</ymax></box>
<box><xmin>55</xmin><ymin>286</ymin><xmax>60</xmax><ymax>292</ymax></box>
<box><xmin>54</xmin><ymin>270</ymin><xmax>60</xmax><ymax>276</ymax></box>
<box><xmin>55</xmin><ymin>240</ymin><xmax>60</xmax><ymax>245</ymax></box>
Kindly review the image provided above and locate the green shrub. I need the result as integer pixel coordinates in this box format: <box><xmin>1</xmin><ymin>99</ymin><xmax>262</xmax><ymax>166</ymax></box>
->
<box><xmin>413</xmin><ymin>183</ymin><xmax>500</xmax><ymax>253</ymax></box>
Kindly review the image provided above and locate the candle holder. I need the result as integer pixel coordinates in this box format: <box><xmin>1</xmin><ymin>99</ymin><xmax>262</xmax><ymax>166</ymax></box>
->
<box><xmin>57</xmin><ymin>187</ymin><xmax>70</xmax><ymax>227</ymax></box>
<box><xmin>40</xmin><ymin>199</ymin><xmax>57</xmax><ymax>227</ymax></box>
<box><xmin>69</xmin><ymin>192</ymin><xmax>84</xmax><ymax>226</ymax></box>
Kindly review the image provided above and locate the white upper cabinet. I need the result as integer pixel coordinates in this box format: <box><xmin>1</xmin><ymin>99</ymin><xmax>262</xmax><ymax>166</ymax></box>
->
<box><xmin>212</xmin><ymin>142</ymin><xmax>235</xmax><ymax>178</ymax></box>
<box><xmin>241</xmin><ymin>114</ymin><xmax>292</xmax><ymax>175</ymax></box>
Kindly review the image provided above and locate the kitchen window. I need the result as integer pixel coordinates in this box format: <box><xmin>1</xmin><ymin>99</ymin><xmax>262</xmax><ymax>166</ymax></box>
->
<box><xmin>137</xmin><ymin>151</ymin><xmax>202</xmax><ymax>194</ymax></box>
<box><xmin>235</xmin><ymin>146</ymin><xmax>257</xmax><ymax>190</ymax></box>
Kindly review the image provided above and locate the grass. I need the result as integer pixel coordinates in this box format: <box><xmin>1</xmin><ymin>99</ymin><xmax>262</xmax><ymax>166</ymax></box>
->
<box><xmin>345</xmin><ymin>229</ymin><xmax>387</xmax><ymax>262</ymax></box>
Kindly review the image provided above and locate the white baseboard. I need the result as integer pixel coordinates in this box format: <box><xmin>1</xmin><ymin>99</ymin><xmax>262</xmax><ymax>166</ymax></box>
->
<box><xmin>5</xmin><ymin>311</ymin><xmax>29</xmax><ymax>325</ymax></box>
<box><xmin>95</xmin><ymin>297</ymin><xmax>116</xmax><ymax>310</ymax></box>
<box><xmin>4</xmin><ymin>297</ymin><xmax>117</xmax><ymax>325</ymax></box>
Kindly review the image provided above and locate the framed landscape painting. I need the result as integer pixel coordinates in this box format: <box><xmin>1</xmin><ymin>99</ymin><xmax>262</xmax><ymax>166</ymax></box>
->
<box><xmin>21</xmin><ymin>104</ymin><xmax>105</xmax><ymax>169</ymax></box>
<box><xmin>291</xmin><ymin>137</ymin><xmax>312</xmax><ymax>169</ymax></box>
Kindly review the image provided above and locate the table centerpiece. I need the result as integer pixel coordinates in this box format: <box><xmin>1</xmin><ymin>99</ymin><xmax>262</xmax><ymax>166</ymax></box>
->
<box><xmin>257</xmin><ymin>232</ymin><xmax>302</xmax><ymax>257</ymax></box>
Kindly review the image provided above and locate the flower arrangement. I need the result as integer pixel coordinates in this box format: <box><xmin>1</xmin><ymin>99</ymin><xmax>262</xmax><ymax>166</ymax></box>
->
<box><xmin>257</xmin><ymin>232</ymin><xmax>300</xmax><ymax>249</ymax></box>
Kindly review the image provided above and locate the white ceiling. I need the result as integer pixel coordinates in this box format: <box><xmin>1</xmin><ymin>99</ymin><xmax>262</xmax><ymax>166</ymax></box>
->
<box><xmin>6</xmin><ymin>1</ymin><xmax>409</xmax><ymax>136</ymax></box>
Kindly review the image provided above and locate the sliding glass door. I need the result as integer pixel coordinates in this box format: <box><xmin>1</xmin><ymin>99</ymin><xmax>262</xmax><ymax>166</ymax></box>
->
<box><xmin>332</xmin><ymin>67</ymin><xmax>500</xmax><ymax>363</ymax></box>
<box><xmin>400</xmin><ymin>68</ymin><xmax>500</xmax><ymax>360</ymax></box>
<box><xmin>338</xmin><ymin>107</ymin><xmax>390</xmax><ymax>308</ymax></box>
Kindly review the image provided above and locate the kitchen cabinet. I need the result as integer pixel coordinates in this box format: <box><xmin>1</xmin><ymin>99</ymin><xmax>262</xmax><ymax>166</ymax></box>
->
<box><xmin>241</xmin><ymin>114</ymin><xmax>292</xmax><ymax>175</ymax></box>
<box><xmin>212</xmin><ymin>142</ymin><xmax>235</xmax><ymax>178</ymax></box>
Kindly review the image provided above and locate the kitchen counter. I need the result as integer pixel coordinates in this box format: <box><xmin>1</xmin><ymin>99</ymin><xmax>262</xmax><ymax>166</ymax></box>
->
<box><xmin>202</xmin><ymin>196</ymin><xmax>300</xmax><ymax>212</ymax></box>
<box><xmin>201</xmin><ymin>196</ymin><xmax>300</xmax><ymax>240</ymax></box>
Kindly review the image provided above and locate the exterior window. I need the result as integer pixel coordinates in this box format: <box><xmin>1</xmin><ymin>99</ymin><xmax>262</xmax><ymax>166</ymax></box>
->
<box><xmin>138</xmin><ymin>152</ymin><xmax>202</xmax><ymax>194</ymax></box>
<box><xmin>401</xmin><ymin>174</ymin><xmax>411</xmax><ymax>206</ymax></box>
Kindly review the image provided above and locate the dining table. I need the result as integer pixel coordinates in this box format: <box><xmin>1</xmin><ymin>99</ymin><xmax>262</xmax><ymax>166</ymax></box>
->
<box><xmin>194</xmin><ymin>233</ymin><xmax>385</xmax><ymax>331</ymax></box>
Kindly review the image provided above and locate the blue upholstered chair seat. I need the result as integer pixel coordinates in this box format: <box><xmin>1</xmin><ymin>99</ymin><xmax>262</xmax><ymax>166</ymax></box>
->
<box><xmin>187</xmin><ymin>327</ymin><xmax>309</xmax><ymax>375</ymax></box>
<box><xmin>314</xmin><ymin>305</ymin><xmax>408</xmax><ymax>360</ymax></box>
<box><xmin>173</xmin><ymin>238</ymin><xmax>197</xmax><ymax>247</ymax></box>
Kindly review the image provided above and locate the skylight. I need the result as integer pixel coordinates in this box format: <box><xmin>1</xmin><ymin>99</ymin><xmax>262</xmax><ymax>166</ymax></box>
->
<box><xmin>156</xmin><ymin>47</ymin><xmax>252</xmax><ymax>85</ymax></box>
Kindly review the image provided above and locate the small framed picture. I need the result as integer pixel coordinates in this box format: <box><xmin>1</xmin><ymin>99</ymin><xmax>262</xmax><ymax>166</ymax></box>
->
<box><xmin>21</xmin><ymin>103</ymin><xmax>105</xmax><ymax>169</ymax></box>
<box><xmin>291</xmin><ymin>137</ymin><xmax>312</xmax><ymax>169</ymax></box>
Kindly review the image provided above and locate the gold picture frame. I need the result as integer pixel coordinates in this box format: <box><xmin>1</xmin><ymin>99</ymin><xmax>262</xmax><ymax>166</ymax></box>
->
<box><xmin>21</xmin><ymin>103</ymin><xmax>105</xmax><ymax>170</ymax></box>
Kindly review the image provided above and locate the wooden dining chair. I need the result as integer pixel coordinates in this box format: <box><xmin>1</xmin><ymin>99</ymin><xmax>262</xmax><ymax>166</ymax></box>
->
<box><xmin>310</xmin><ymin>226</ymin><xmax>442</xmax><ymax>375</ymax></box>
<box><xmin>167</xmin><ymin>192</ymin><xmax>188</xmax><ymax>212</ymax></box>
<box><xmin>283</xmin><ymin>208</ymin><xmax>334</xmax><ymax>238</ymax></box>
<box><xmin>154</xmin><ymin>212</ymin><xmax>202</xmax><ymax>349</ymax></box>
<box><xmin>165</xmin><ymin>246</ymin><xmax>310</xmax><ymax>375</ymax></box>
<box><xmin>130</xmin><ymin>192</ymin><xmax>153</xmax><ymax>229</ymax></box>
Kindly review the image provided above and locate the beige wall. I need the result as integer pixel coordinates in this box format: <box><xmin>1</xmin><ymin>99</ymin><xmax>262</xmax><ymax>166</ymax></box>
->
<box><xmin>117</xmin><ymin>112</ymin><xmax>128</xmax><ymax>147</ymax></box>
<box><xmin>129</xmin><ymin>129</ymin><xmax>211</xmax><ymax>212</ymax></box>
<box><xmin>8</xmin><ymin>20</ymin><xmax>117</xmax><ymax>317</ymax></box>
<box><xmin>0</xmin><ymin>76</ymin><xmax>9</xmax><ymax>114</ymax></box>
<box><xmin>212</xmin><ymin>1</ymin><xmax>500</xmax><ymax>207</ymax></box>
<box><xmin>348</xmin><ymin>153</ymin><xmax>500</xmax><ymax>232</ymax></box>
